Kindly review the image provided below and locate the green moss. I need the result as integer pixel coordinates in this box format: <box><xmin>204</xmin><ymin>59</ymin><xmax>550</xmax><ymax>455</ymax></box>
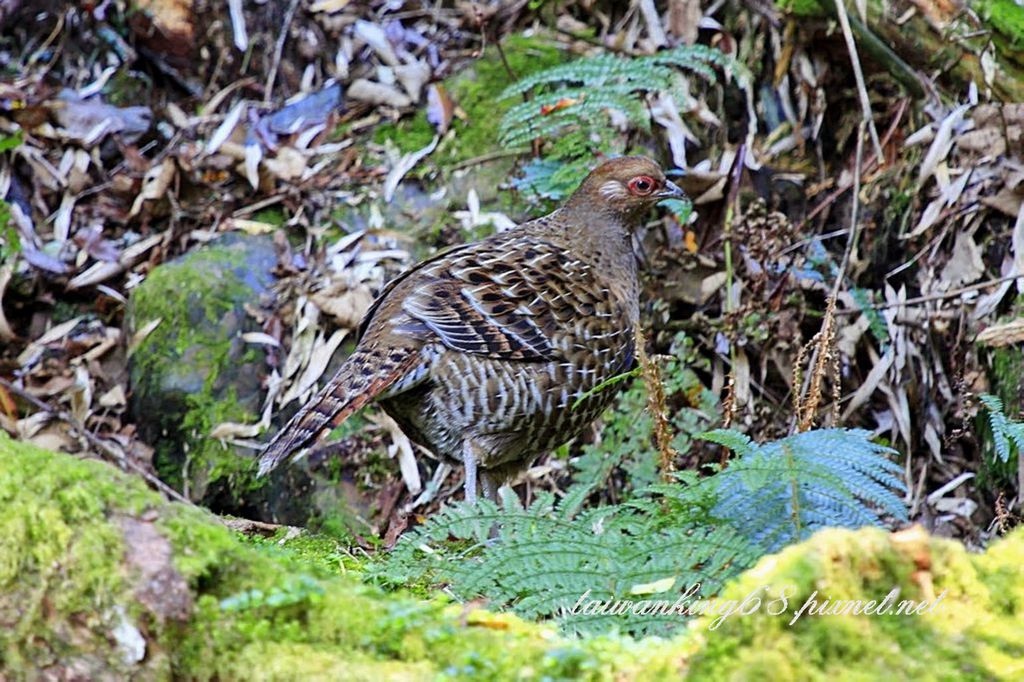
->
<box><xmin>0</xmin><ymin>436</ymin><xmax>670</xmax><ymax>678</ymax></box>
<box><xmin>0</xmin><ymin>435</ymin><xmax>162</xmax><ymax>674</ymax></box>
<box><xmin>250</xmin><ymin>206</ymin><xmax>287</xmax><ymax>226</ymax></box>
<box><xmin>774</xmin><ymin>0</ymin><xmax>825</xmax><ymax>18</ymax></box>
<box><xmin>375</xmin><ymin>33</ymin><xmax>565</xmax><ymax>165</ymax></box>
<box><xmin>241</xmin><ymin>528</ymin><xmax>362</xmax><ymax>577</ymax></box>
<box><xmin>347</xmin><ymin>35</ymin><xmax>567</xmax><ymax>253</ymax></box>
<box><xmin>0</xmin><ymin>199</ymin><xmax>19</xmax><ymax>264</ymax></box>
<box><xmin>979</xmin><ymin>0</ymin><xmax>1024</xmax><ymax>52</ymax></box>
<box><xmin>990</xmin><ymin>324</ymin><xmax>1023</xmax><ymax>414</ymax></box>
<box><xmin>130</xmin><ymin>245</ymin><xmax>251</xmax><ymax>389</ymax></box>
<box><xmin>374</xmin><ymin>112</ymin><xmax>437</xmax><ymax>154</ymax></box>
<box><xmin>179</xmin><ymin>387</ymin><xmax>258</xmax><ymax>490</ymax></box>
<box><xmin>5</xmin><ymin>436</ymin><xmax>1024</xmax><ymax>679</ymax></box>
<box><xmin>104</xmin><ymin>68</ymin><xmax>154</xmax><ymax>108</ymax></box>
<box><xmin>685</xmin><ymin>526</ymin><xmax>1024</xmax><ymax>680</ymax></box>
<box><xmin>129</xmin><ymin>236</ymin><xmax>271</xmax><ymax>500</ymax></box>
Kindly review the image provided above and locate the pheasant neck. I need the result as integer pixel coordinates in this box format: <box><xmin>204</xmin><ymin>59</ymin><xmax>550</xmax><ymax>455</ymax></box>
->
<box><xmin>539</xmin><ymin>206</ymin><xmax>640</xmax><ymax>327</ymax></box>
<box><xmin>551</xmin><ymin>204</ymin><xmax>638</xmax><ymax>272</ymax></box>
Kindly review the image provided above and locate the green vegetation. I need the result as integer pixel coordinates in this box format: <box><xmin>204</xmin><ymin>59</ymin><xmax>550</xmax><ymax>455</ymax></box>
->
<box><xmin>373</xmin><ymin>34</ymin><xmax>565</xmax><ymax>164</ymax></box>
<box><xmin>685</xmin><ymin>524</ymin><xmax>1024</xmax><ymax>680</ymax></box>
<box><xmin>979</xmin><ymin>300</ymin><xmax>1024</xmax><ymax>489</ymax></box>
<box><xmin>0</xmin><ymin>132</ymin><xmax>22</xmax><ymax>265</ymax></box>
<box><xmin>498</xmin><ymin>44</ymin><xmax>740</xmax><ymax>199</ymax></box>
<box><xmin>980</xmin><ymin>0</ymin><xmax>1024</xmax><ymax>54</ymax></box>
<box><xmin>774</xmin><ymin>0</ymin><xmax>826</xmax><ymax>17</ymax></box>
<box><xmin>0</xmin><ymin>435</ymin><xmax>683</xmax><ymax>678</ymax></box>
<box><xmin>374</xmin><ymin>426</ymin><xmax>907</xmax><ymax>636</ymax></box>
<box><xmin>572</xmin><ymin>334</ymin><xmax>717</xmax><ymax>495</ymax></box>
<box><xmin>0</xmin><ymin>199</ymin><xmax>17</xmax><ymax>265</ymax></box>
<box><xmin>2</xmin><ymin>434</ymin><xmax>1021</xmax><ymax>679</ymax></box>
<box><xmin>981</xmin><ymin>394</ymin><xmax>1024</xmax><ymax>466</ymax></box>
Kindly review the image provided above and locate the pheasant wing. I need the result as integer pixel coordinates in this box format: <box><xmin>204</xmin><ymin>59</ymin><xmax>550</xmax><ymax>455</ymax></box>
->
<box><xmin>396</xmin><ymin>238</ymin><xmax>600</xmax><ymax>361</ymax></box>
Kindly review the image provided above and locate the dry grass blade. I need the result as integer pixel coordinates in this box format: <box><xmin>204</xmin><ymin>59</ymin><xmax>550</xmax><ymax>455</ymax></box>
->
<box><xmin>635</xmin><ymin>324</ymin><xmax>677</xmax><ymax>480</ymax></box>
<box><xmin>795</xmin><ymin>123</ymin><xmax>867</xmax><ymax>432</ymax></box>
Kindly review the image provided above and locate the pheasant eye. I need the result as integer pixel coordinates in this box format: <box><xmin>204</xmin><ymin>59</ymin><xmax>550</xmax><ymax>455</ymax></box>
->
<box><xmin>628</xmin><ymin>175</ymin><xmax>656</xmax><ymax>196</ymax></box>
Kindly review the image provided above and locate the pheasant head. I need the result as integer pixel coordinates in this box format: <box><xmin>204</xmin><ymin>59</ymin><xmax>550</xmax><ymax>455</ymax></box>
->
<box><xmin>564</xmin><ymin>156</ymin><xmax>684</xmax><ymax>223</ymax></box>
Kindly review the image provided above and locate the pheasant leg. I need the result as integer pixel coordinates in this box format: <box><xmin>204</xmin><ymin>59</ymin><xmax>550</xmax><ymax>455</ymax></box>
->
<box><xmin>480</xmin><ymin>471</ymin><xmax>499</xmax><ymax>503</ymax></box>
<box><xmin>462</xmin><ymin>440</ymin><xmax>479</xmax><ymax>505</ymax></box>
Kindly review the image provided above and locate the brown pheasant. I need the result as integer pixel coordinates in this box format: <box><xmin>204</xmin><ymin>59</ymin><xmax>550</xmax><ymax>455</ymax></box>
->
<box><xmin>258</xmin><ymin>156</ymin><xmax>683</xmax><ymax>502</ymax></box>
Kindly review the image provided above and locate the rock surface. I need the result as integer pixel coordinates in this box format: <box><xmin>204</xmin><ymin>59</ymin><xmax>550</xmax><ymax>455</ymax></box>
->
<box><xmin>127</xmin><ymin>232</ymin><xmax>277</xmax><ymax>506</ymax></box>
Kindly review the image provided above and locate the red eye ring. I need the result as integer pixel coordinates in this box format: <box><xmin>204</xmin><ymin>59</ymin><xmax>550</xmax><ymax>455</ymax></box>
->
<box><xmin>628</xmin><ymin>175</ymin><xmax>657</xmax><ymax>196</ymax></box>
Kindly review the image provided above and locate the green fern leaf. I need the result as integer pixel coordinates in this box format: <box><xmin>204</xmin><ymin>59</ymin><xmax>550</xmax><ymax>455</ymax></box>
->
<box><xmin>981</xmin><ymin>393</ymin><xmax>1024</xmax><ymax>462</ymax></box>
<box><xmin>693</xmin><ymin>428</ymin><xmax>907</xmax><ymax>551</ymax></box>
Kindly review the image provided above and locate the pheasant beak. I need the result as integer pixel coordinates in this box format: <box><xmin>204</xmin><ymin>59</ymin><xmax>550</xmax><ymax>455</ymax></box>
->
<box><xmin>657</xmin><ymin>179</ymin><xmax>685</xmax><ymax>200</ymax></box>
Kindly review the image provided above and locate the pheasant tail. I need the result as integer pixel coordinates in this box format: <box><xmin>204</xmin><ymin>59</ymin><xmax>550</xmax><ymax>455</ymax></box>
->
<box><xmin>257</xmin><ymin>348</ymin><xmax>421</xmax><ymax>476</ymax></box>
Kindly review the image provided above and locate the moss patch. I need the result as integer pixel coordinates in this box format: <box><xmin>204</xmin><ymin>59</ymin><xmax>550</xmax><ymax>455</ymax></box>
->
<box><xmin>3</xmin><ymin>436</ymin><xmax>1022</xmax><ymax>679</ymax></box>
<box><xmin>774</xmin><ymin>0</ymin><xmax>826</xmax><ymax>18</ymax></box>
<box><xmin>989</xmin><ymin>303</ymin><xmax>1024</xmax><ymax>413</ymax></box>
<box><xmin>374</xmin><ymin>33</ymin><xmax>565</xmax><ymax>165</ymax></box>
<box><xmin>685</xmin><ymin>526</ymin><xmax>1024</xmax><ymax>680</ymax></box>
<box><xmin>127</xmin><ymin>234</ymin><xmax>275</xmax><ymax>501</ymax></box>
<box><xmin>0</xmin><ymin>436</ymin><xmax>169</xmax><ymax>675</ymax></box>
<box><xmin>0</xmin><ymin>436</ymin><xmax>689</xmax><ymax>678</ymax></box>
<box><xmin>979</xmin><ymin>0</ymin><xmax>1024</xmax><ymax>54</ymax></box>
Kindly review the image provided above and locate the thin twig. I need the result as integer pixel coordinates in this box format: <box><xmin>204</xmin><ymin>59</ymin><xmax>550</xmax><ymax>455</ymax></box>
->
<box><xmin>0</xmin><ymin>377</ymin><xmax>194</xmax><ymax>506</ymax></box>
<box><xmin>844</xmin><ymin>12</ymin><xmax>927</xmax><ymax>99</ymax></box>
<box><xmin>264</xmin><ymin>0</ymin><xmax>301</xmax><ymax>104</ymax></box>
<box><xmin>836</xmin><ymin>273</ymin><xmax>1024</xmax><ymax>314</ymax></box>
<box><xmin>831</xmin><ymin>122</ymin><xmax>867</xmax><ymax>300</ymax></box>
<box><xmin>720</xmin><ymin>146</ymin><xmax>746</xmax><ymax>429</ymax></box>
<box><xmin>493</xmin><ymin>36</ymin><xmax>518</xmax><ymax>83</ymax></box>
<box><xmin>832</xmin><ymin>0</ymin><xmax>884</xmax><ymax>160</ymax></box>
<box><xmin>448</xmin><ymin>149</ymin><xmax>524</xmax><ymax>172</ymax></box>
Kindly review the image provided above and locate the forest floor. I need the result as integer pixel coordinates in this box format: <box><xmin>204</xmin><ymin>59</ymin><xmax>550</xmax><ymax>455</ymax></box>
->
<box><xmin>0</xmin><ymin>0</ymin><xmax>1021</xmax><ymax>550</ymax></box>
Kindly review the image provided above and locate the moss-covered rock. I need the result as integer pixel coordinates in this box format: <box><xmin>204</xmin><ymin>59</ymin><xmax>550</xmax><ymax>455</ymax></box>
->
<box><xmin>125</xmin><ymin>233</ymin><xmax>373</xmax><ymax>537</ymax></box>
<box><xmin>685</xmin><ymin>525</ymin><xmax>1024</xmax><ymax>680</ymax></box>
<box><xmin>0</xmin><ymin>435</ymin><xmax>688</xmax><ymax>678</ymax></box>
<box><xmin>127</xmin><ymin>233</ymin><xmax>275</xmax><ymax>506</ymax></box>
<box><xmin>2</xmin><ymin>434</ymin><xmax>1021</xmax><ymax>679</ymax></box>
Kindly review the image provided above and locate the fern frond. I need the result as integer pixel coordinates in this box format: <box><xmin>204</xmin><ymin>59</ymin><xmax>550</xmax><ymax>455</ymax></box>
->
<box><xmin>699</xmin><ymin>428</ymin><xmax>757</xmax><ymax>458</ymax></box>
<box><xmin>499</xmin><ymin>88</ymin><xmax>648</xmax><ymax>147</ymax></box>
<box><xmin>981</xmin><ymin>393</ymin><xmax>1024</xmax><ymax>463</ymax></box>
<box><xmin>850</xmin><ymin>287</ymin><xmax>890</xmax><ymax>346</ymax></box>
<box><xmin>500</xmin><ymin>54</ymin><xmax>676</xmax><ymax>98</ymax></box>
<box><xmin>372</xmin><ymin>341</ymin><xmax>907</xmax><ymax>638</ymax></box>
<box><xmin>694</xmin><ymin>428</ymin><xmax>907</xmax><ymax>551</ymax></box>
<box><xmin>649</xmin><ymin>44</ymin><xmax>733</xmax><ymax>83</ymax></box>
<box><xmin>374</xmin><ymin>488</ymin><xmax>758</xmax><ymax>636</ymax></box>
<box><xmin>498</xmin><ymin>43</ymin><xmax>737</xmax><ymax>162</ymax></box>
